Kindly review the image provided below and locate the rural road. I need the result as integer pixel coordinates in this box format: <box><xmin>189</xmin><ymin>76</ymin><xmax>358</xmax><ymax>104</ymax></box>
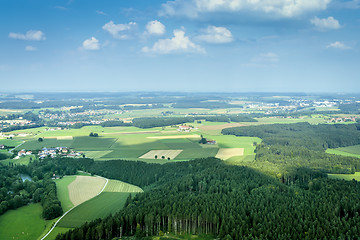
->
<box><xmin>40</xmin><ymin>176</ymin><xmax>109</xmax><ymax>240</ymax></box>
<box><xmin>9</xmin><ymin>140</ymin><xmax>25</xmax><ymax>153</ymax></box>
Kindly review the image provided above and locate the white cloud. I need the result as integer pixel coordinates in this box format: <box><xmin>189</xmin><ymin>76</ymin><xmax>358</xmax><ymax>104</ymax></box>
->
<box><xmin>160</xmin><ymin>0</ymin><xmax>331</xmax><ymax>18</ymax></box>
<box><xmin>96</xmin><ymin>10</ymin><xmax>107</xmax><ymax>15</ymax></box>
<box><xmin>196</xmin><ymin>26</ymin><xmax>233</xmax><ymax>43</ymax></box>
<box><xmin>142</xmin><ymin>29</ymin><xmax>205</xmax><ymax>54</ymax></box>
<box><xmin>8</xmin><ymin>30</ymin><xmax>45</xmax><ymax>41</ymax></box>
<box><xmin>252</xmin><ymin>52</ymin><xmax>279</xmax><ymax>63</ymax></box>
<box><xmin>310</xmin><ymin>16</ymin><xmax>341</xmax><ymax>30</ymax></box>
<box><xmin>145</xmin><ymin>20</ymin><xmax>166</xmax><ymax>35</ymax></box>
<box><xmin>102</xmin><ymin>21</ymin><xmax>137</xmax><ymax>39</ymax></box>
<box><xmin>326</xmin><ymin>41</ymin><xmax>350</xmax><ymax>49</ymax></box>
<box><xmin>25</xmin><ymin>46</ymin><xmax>37</xmax><ymax>51</ymax></box>
<box><xmin>82</xmin><ymin>37</ymin><xmax>100</xmax><ymax>50</ymax></box>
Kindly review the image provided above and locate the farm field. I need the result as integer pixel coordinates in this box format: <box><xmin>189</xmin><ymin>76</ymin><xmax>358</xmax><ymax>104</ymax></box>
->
<box><xmin>140</xmin><ymin>150</ymin><xmax>183</xmax><ymax>159</ymax></box>
<box><xmin>67</xmin><ymin>176</ymin><xmax>107</xmax><ymax>206</ymax></box>
<box><xmin>328</xmin><ymin>172</ymin><xmax>360</xmax><ymax>181</ymax></box>
<box><xmin>57</xmin><ymin>192</ymin><xmax>135</xmax><ymax>228</ymax></box>
<box><xmin>0</xmin><ymin>203</ymin><xmax>46</xmax><ymax>240</ymax></box>
<box><xmin>6</xmin><ymin>121</ymin><xmax>263</xmax><ymax>163</ymax></box>
<box><xmin>326</xmin><ymin>148</ymin><xmax>360</xmax><ymax>158</ymax></box>
<box><xmin>215</xmin><ymin>148</ymin><xmax>244</xmax><ymax>160</ymax></box>
<box><xmin>335</xmin><ymin>145</ymin><xmax>360</xmax><ymax>155</ymax></box>
<box><xmin>55</xmin><ymin>176</ymin><xmax>76</xmax><ymax>212</ymax></box>
<box><xmin>104</xmin><ymin>179</ymin><xmax>143</xmax><ymax>193</ymax></box>
<box><xmin>54</xmin><ymin>179</ymin><xmax>142</xmax><ymax>232</ymax></box>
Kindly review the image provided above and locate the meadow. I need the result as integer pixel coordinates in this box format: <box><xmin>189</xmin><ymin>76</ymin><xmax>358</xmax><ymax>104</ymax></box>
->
<box><xmin>0</xmin><ymin>204</ymin><xmax>46</xmax><ymax>240</ymax></box>
<box><xmin>328</xmin><ymin>172</ymin><xmax>360</xmax><ymax>181</ymax></box>
<box><xmin>55</xmin><ymin>176</ymin><xmax>76</xmax><ymax>212</ymax></box>
<box><xmin>57</xmin><ymin>192</ymin><xmax>137</xmax><ymax>228</ymax></box>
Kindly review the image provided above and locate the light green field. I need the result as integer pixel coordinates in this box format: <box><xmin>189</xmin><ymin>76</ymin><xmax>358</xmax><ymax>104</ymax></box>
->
<box><xmin>82</xmin><ymin>150</ymin><xmax>113</xmax><ymax>158</ymax></box>
<box><xmin>0</xmin><ymin>203</ymin><xmax>46</xmax><ymax>240</ymax></box>
<box><xmin>1</xmin><ymin>155</ymin><xmax>36</xmax><ymax>166</ymax></box>
<box><xmin>104</xmin><ymin>179</ymin><xmax>143</xmax><ymax>193</ymax></box>
<box><xmin>328</xmin><ymin>172</ymin><xmax>360</xmax><ymax>181</ymax></box>
<box><xmin>55</xmin><ymin>176</ymin><xmax>76</xmax><ymax>212</ymax></box>
<box><xmin>0</xmin><ymin>138</ymin><xmax>23</xmax><ymax>146</ymax></box>
<box><xmin>326</xmin><ymin>149</ymin><xmax>360</xmax><ymax>158</ymax></box>
<box><xmin>336</xmin><ymin>145</ymin><xmax>360</xmax><ymax>155</ymax></box>
<box><xmin>20</xmin><ymin>139</ymin><xmax>73</xmax><ymax>150</ymax></box>
<box><xmin>57</xmin><ymin>192</ymin><xmax>133</xmax><ymax>228</ymax></box>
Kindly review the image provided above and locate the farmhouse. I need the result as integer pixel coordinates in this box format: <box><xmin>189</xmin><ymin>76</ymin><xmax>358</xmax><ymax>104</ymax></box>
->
<box><xmin>17</xmin><ymin>150</ymin><xmax>26</xmax><ymax>156</ymax></box>
<box><xmin>207</xmin><ymin>140</ymin><xmax>217</xmax><ymax>145</ymax></box>
<box><xmin>178</xmin><ymin>125</ymin><xmax>193</xmax><ymax>132</ymax></box>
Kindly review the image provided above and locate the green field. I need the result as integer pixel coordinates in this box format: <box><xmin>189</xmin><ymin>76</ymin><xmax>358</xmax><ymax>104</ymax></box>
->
<box><xmin>0</xmin><ymin>155</ymin><xmax>36</xmax><ymax>166</ymax></box>
<box><xmin>7</xmin><ymin>122</ymin><xmax>262</xmax><ymax>163</ymax></box>
<box><xmin>0</xmin><ymin>138</ymin><xmax>23</xmax><ymax>147</ymax></box>
<box><xmin>57</xmin><ymin>192</ymin><xmax>132</xmax><ymax>228</ymax></box>
<box><xmin>0</xmin><ymin>204</ymin><xmax>46</xmax><ymax>240</ymax></box>
<box><xmin>326</xmin><ymin>149</ymin><xmax>360</xmax><ymax>158</ymax></box>
<box><xmin>328</xmin><ymin>172</ymin><xmax>360</xmax><ymax>181</ymax></box>
<box><xmin>104</xmin><ymin>179</ymin><xmax>143</xmax><ymax>193</ymax></box>
<box><xmin>336</xmin><ymin>145</ymin><xmax>360</xmax><ymax>155</ymax></box>
<box><xmin>55</xmin><ymin>176</ymin><xmax>76</xmax><ymax>212</ymax></box>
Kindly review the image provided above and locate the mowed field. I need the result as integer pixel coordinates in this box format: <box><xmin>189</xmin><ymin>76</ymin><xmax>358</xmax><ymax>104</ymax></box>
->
<box><xmin>58</xmin><ymin>192</ymin><xmax>131</xmax><ymax>228</ymax></box>
<box><xmin>55</xmin><ymin>176</ymin><xmax>76</xmax><ymax>211</ymax></box>
<box><xmin>0</xmin><ymin>204</ymin><xmax>46</xmax><ymax>240</ymax></box>
<box><xmin>215</xmin><ymin>148</ymin><xmax>244</xmax><ymax>160</ymax></box>
<box><xmin>68</xmin><ymin>176</ymin><xmax>107</xmax><ymax>206</ymax></box>
<box><xmin>57</xmin><ymin>179</ymin><xmax>142</xmax><ymax>228</ymax></box>
<box><xmin>139</xmin><ymin>150</ymin><xmax>183</xmax><ymax>159</ymax></box>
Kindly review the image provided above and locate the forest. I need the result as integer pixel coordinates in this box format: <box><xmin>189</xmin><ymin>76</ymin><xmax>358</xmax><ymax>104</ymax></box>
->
<box><xmin>55</xmin><ymin>158</ymin><xmax>360</xmax><ymax>240</ymax></box>
<box><xmin>222</xmin><ymin>122</ymin><xmax>360</xmax><ymax>175</ymax></box>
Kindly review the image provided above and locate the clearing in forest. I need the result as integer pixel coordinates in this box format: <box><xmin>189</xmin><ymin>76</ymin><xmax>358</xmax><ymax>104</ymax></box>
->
<box><xmin>215</xmin><ymin>148</ymin><xmax>244</xmax><ymax>160</ymax></box>
<box><xmin>139</xmin><ymin>150</ymin><xmax>183</xmax><ymax>159</ymax></box>
<box><xmin>147</xmin><ymin>134</ymin><xmax>200</xmax><ymax>139</ymax></box>
<box><xmin>67</xmin><ymin>176</ymin><xmax>106</xmax><ymax>206</ymax></box>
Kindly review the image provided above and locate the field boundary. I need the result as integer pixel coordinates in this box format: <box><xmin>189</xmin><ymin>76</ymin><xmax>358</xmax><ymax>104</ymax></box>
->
<box><xmin>41</xmin><ymin>176</ymin><xmax>109</xmax><ymax>240</ymax></box>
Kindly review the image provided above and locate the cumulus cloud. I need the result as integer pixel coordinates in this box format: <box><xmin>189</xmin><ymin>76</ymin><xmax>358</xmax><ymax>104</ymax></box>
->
<box><xmin>142</xmin><ymin>29</ymin><xmax>205</xmax><ymax>54</ymax></box>
<box><xmin>8</xmin><ymin>30</ymin><xmax>45</xmax><ymax>41</ymax></box>
<box><xmin>102</xmin><ymin>21</ymin><xmax>137</xmax><ymax>39</ymax></box>
<box><xmin>145</xmin><ymin>20</ymin><xmax>166</xmax><ymax>35</ymax></box>
<box><xmin>160</xmin><ymin>0</ymin><xmax>331</xmax><ymax>18</ymax></box>
<box><xmin>196</xmin><ymin>26</ymin><xmax>233</xmax><ymax>43</ymax></box>
<box><xmin>310</xmin><ymin>16</ymin><xmax>341</xmax><ymax>30</ymax></box>
<box><xmin>82</xmin><ymin>37</ymin><xmax>100</xmax><ymax>50</ymax></box>
<box><xmin>25</xmin><ymin>46</ymin><xmax>37</xmax><ymax>51</ymax></box>
<box><xmin>326</xmin><ymin>41</ymin><xmax>350</xmax><ymax>49</ymax></box>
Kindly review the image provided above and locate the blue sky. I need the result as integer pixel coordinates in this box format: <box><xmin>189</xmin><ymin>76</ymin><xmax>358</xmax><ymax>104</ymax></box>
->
<box><xmin>0</xmin><ymin>0</ymin><xmax>359</xmax><ymax>92</ymax></box>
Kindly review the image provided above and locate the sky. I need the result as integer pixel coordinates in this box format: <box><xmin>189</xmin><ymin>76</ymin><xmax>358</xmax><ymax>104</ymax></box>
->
<box><xmin>0</xmin><ymin>0</ymin><xmax>359</xmax><ymax>93</ymax></box>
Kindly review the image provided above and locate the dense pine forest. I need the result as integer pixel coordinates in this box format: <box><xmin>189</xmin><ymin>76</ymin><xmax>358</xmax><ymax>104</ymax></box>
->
<box><xmin>55</xmin><ymin>158</ymin><xmax>360</xmax><ymax>240</ymax></box>
<box><xmin>223</xmin><ymin>123</ymin><xmax>360</xmax><ymax>175</ymax></box>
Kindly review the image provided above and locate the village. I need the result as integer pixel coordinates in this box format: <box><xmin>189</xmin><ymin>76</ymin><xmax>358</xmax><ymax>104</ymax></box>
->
<box><xmin>15</xmin><ymin>147</ymin><xmax>83</xmax><ymax>160</ymax></box>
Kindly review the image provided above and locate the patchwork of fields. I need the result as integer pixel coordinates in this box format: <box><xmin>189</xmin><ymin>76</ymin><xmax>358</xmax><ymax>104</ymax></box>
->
<box><xmin>3</xmin><ymin>121</ymin><xmax>262</xmax><ymax>164</ymax></box>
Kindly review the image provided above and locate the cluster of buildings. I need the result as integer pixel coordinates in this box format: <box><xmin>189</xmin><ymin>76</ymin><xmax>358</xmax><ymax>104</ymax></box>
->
<box><xmin>38</xmin><ymin>147</ymin><xmax>82</xmax><ymax>159</ymax></box>
<box><xmin>178</xmin><ymin>125</ymin><xmax>194</xmax><ymax>132</ymax></box>
<box><xmin>328</xmin><ymin>117</ymin><xmax>357</xmax><ymax>123</ymax></box>
<box><xmin>15</xmin><ymin>149</ymin><xmax>33</xmax><ymax>159</ymax></box>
